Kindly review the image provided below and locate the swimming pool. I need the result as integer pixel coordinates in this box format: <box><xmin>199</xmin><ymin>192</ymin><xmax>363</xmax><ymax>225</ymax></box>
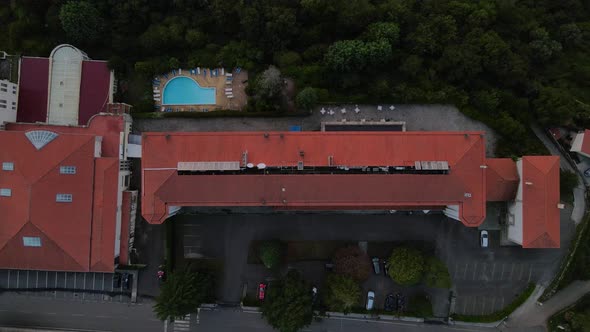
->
<box><xmin>163</xmin><ymin>76</ymin><xmax>216</xmax><ymax>105</ymax></box>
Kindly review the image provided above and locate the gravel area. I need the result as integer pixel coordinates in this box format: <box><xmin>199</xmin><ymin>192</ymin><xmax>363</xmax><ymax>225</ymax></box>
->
<box><xmin>134</xmin><ymin>104</ymin><xmax>498</xmax><ymax>156</ymax></box>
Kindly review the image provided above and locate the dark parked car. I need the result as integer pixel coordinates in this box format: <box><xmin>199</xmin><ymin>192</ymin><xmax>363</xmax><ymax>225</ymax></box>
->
<box><xmin>384</xmin><ymin>293</ymin><xmax>396</xmax><ymax>311</ymax></box>
<box><xmin>372</xmin><ymin>257</ymin><xmax>381</xmax><ymax>274</ymax></box>
<box><xmin>122</xmin><ymin>273</ymin><xmax>132</xmax><ymax>290</ymax></box>
<box><xmin>112</xmin><ymin>273</ymin><xmax>121</xmax><ymax>288</ymax></box>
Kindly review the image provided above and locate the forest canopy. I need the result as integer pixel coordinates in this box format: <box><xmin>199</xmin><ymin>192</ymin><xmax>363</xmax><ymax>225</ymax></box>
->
<box><xmin>2</xmin><ymin>0</ymin><xmax>589</xmax><ymax>156</ymax></box>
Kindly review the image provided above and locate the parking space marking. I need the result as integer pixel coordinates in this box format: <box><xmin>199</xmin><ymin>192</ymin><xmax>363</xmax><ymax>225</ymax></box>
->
<box><xmin>45</xmin><ymin>271</ymin><xmax>48</xmax><ymax>288</ymax></box>
<box><xmin>500</xmin><ymin>263</ymin><xmax>506</xmax><ymax>280</ymax></box>
<box><xmin>528</xmin><ymin>265</ymin><xmax>533</xmax><ymax>282</ymax></box>
<box><xmin>462</xmin><ymin>298</ymin><xmax>467</xmax><ymax>314</ymax></box>
<box><xmin>491</xmin><ymin>263</ymin><xmax>496</xmax><ymax>280</ymax></box>
<box><xmin>16</xmin><ymin>270</ymin><xmax>19</xmax><ymax>288</ymax></box>
<box><xmin>481</xmin><ymin>263</ymin><xmax>487</xmax><ymax>280</ymax></box>
<box><xmin>102</xmin><ymin>273</ymin><xmax>105</xmax><ymax>291</ymax></box>
<box><xmin>492</xmin><ymin>297</ymin><xmax>496</xmax><ymax>312</ymax></box>
<box><xmin>509</xmin><ymin>263</ymin><xmax>515</xmax><ymax>280</ymax></box>
<box><xmin>453</xmin><ymin>262</ymin><xmax>458</xmax><ymax>278</ymax></box>
<box><xmin>463</xmin><ymin>262</ymin><xmax>469</xmax><ymax>279</ymax></box>
<box><xmin>55</xmin><ymin>272</ymin><xmax>58</xmax><ymax>289</ymax></box>
<box><xmin>93</xmin><ymin>273</ymin><xmax>96</xmax><ymax>290</ymax></box>
<box><xmin>481</xmin><ymin>297</ymin><xmax>486</xmax><ymax>315</ymax></box>
<box><xmin>26</xmin><ymin>270</ymin><xmax>29</xmax><ymax>288</ymax></box>
<box><xmin>7</xmin><ymin>270</ymin><xmax>9</xmax><ymax>288</ymax></box>
<box><xmin>36</xmin><ymin>271</ymin><xmax>38</xmax><ymax>288</ymax></box>
<box><xmin>472</xmin><ymin>262</ymin><xmax>478</xmax><ymax>280</ymax></box>
<box><xmin>518</xmin><ymin>264</ymin><xmax>525</xmax><ymax>280</ymax></box>
<box><xmin>471</xmin><ymin>296</ymin><xmax>477</xmax><ymax>315</ymax></box>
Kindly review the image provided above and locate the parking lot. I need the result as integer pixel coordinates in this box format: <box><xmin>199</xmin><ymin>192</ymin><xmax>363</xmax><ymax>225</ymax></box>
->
<box><xmin>0</xmin><ymin>269</ymin><xmax>132</xmax><ymax>302</ymax></box>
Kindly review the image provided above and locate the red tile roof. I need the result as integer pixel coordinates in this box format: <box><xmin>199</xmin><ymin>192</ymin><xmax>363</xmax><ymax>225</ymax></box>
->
<box><xmin>522</xmin><ymin>156</ymin><xmax>560</xmax><ymax>248</ymax></box>
<box><xmin>79</xmin><ymin>61</ymin><xmax>111</xmax><ymax>125</ymax></box>
<box><xmin>142</xmin><ymin>131</ymin><xmax>487</xmax><ymax>227</ymax></box>
<box><xmin>0</xmin><ymin>115</ymin><xmax>127</xmax><ymax>272</ymax></box>
<box><xmin>7</xmin><ymin>114</ymin><xmax>126</xmax><ymax>158</ymax></box>
<box><xmin>16</xmin><ymin>58</ymin><xmax>49</xmax><ymax>123</ymax></box>
<box><xmin>16</xmin><ymin>56</ymin><xmax>111</xmax><ymax>126</ymax></box>
<box><xmin>486</xmin><ymin>158</ymin><xmax>519</xmax><ymax>201</ymax></box>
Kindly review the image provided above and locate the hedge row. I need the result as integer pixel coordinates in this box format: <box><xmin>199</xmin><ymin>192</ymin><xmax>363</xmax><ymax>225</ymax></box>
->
<box><xmin>451</xmin><ymin>283</ymin><xmax>536</xmax><ymax>323</ymax></box>
<box><xmin>132</xmin><ymin>110</ymin><xmax>310</xmax><ymax>119</ymax></box>
<box><xmin>540</xmin><ymin>213</ymin><xmax>590</xmax><ymax>302</ymax></box>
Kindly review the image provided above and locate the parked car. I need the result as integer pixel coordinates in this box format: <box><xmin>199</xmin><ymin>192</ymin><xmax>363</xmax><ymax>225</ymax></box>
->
<box><xmin>311</xmin><ymin>286</ymin><xmax>318</xmax><ymax>305</ymax></box>
<box><xmin>382</xmin><ymin>259</ymin><xmax>389</xmax><ymax>276</ymax></box>
<box><xmin>480</xmin><ymin>230</ymin><xmax>489</xmax><ymax>248</ymax></box>
<box><xmin>372</xmin><ymin>257</ymin><xmax>381</xmax><ymax>274</ymax></box>
<box><xmin>366</xmin><ymin>291</ymin><xmax>375</xmax><ymax>310</ymax></box>
<box><xmin>396</xmin><ymin>293</ymin><xmax>405</xmax><ymax>311</ymax></box>
<box><xmin>122</xmin><ymin>273</ymin><xmax>132</xmax><ymax>290</ymax></box>
<box><xmin>585</xmin><ymin>168</ymin><xmax>590</xmax><ymax>177</ymax></box>
<box><xmin>112</xmin><ymin>273</ymin><xmax>121</xmax><ymax>288</ymax></box>
<box><xmin>258</xmin><ymin>283</ymin><xmax>267</xmax><ymax>300</ymax></box>
<box><xmin>384</xmin><ymin>293</ymin><xmax>396</xmax><ymax>311</ymax></box>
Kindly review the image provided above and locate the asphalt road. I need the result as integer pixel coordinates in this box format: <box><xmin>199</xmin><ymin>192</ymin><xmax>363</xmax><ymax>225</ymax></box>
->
<box><xmin>0</xmin><ymin>293</ymin><xmax>499</xmax><ymax>332</ymax></box>
<box><xmin>0</xmin><ymin>293</ymin><xmax>162</xmax><ymax>332</ymax></box>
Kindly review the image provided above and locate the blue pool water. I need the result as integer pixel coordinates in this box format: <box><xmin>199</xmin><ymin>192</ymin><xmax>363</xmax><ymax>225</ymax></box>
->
<box><xmin>163</xmin><ymin>76</ymin><xmax>216</xmax><ymax>105</ymax></box>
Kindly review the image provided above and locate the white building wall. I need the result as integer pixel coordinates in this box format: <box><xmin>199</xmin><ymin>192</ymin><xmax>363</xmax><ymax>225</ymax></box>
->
<box><xmin>507</xmin><ymin>160</ymin><xmax>524</xmax><ymax>245</ymax></box>
<box><xmin>0</xmin><ymin>80</ymin><xmax>18</xmax><ymax>125</ymax></box>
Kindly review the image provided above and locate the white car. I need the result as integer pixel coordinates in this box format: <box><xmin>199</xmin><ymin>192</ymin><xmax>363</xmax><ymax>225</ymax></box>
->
<box><xmin>480</xmin><ymin>230</ymin><xmax>489</xmax><ymax>248</ymax></box>
<box><xmin>366</xmin><ymin>291</ymin><xmax>375</xmax><ymax>310</ymax></box>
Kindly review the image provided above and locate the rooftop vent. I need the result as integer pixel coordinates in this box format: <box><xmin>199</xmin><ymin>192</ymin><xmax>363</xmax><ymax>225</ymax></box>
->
<box><xmin>328</xmin><ymin>155</ymin><xmax>334</xmax><ymax>166</ymax></box>
<box><xmin>241</xmin><ymin>151</ymin><xmax>248</xmax><ymax>167</ymax></box>
<box><xmin>297</xmin><ymin>161</ymin><xmax>304</xmax><ymax>170</ymax></box>
<box><xmin>264</xmin><ymin>133</ymin><xmax>269</xmax><ymax>138</ymax></box>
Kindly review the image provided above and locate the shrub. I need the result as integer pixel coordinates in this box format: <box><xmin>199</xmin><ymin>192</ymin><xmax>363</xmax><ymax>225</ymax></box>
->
<box><xmin>387</xmin><ymin>248</ymin><xmax>425</xmax><ymax>285</ymax></box>
<box><xmin>258</xmin><ymin>240</ymin><xmax>284</xmax><ymax>269</ymax></box>
<box><xmin>295</xmin><ymin>87</ymin><xmax>318</xmax><ymax>111</ymax></box>
<box><xmin>323</xmin><ymin>274</ymin><xmax>361</xmax><ymax>313</ymax></box>
<box><xmin>333</xmin><ymin>246</ymin><xmax>371</xmax><ymax>281</ymax></box>
<box><xmin>423</xmin><ymin>257</ymin><xmax>452</xmax><ymax>289</ymax></box>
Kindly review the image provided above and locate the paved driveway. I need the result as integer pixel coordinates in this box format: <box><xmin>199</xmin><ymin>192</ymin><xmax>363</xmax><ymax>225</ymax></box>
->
<box><xmin>175</xmin><ymin>209</ymin><xmax>574</xmax><ymax>316</ymax></box>
<box><xmin>134</xmin><ymin>104</ymin><xmax>498</xmax><ymax>156</ymax></box>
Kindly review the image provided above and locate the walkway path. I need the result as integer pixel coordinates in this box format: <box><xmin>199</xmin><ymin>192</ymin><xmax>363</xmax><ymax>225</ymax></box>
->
<box><xmin>531</xmin><ymin>125</ymin><xmax>586</xmax><ymax>224</ymax></box>
<box><xmin>502</xmin><ymin>281</ymin><xmax>590</xmax><ymax>330</ymax></box>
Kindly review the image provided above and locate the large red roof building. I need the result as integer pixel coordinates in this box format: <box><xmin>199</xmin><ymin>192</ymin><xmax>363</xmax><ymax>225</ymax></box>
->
<box><xmin>0</xmin><ymin>114</ymin><xmax>136</xmax><ymax>272</ymax></box>
<box><xmin>16</xmin><ymin>44</ymin><xmax>114</xmax><ymax>126</ymax></box>
<box><xmin>141</xmin><ymin>131</ymin><xmax>562</xmax><ymax>248</ymax></box>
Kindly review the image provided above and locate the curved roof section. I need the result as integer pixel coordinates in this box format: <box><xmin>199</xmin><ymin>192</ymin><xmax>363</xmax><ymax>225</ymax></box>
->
<box><xmin>50</xmin><ymin>44</ymin><xmax>89</xmax><ymax>61</ymax></box>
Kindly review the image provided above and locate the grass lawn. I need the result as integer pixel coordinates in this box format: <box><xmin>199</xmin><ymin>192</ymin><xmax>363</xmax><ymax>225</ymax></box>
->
<box><xmin>406</xmin><ymin>293</ymin><xmax>433</xmax><ymax>318</ymax></box>
<box><xmin>423</xmin><ymin>257</ymin><xmax>452</xmax><ymax>289</ymax></box>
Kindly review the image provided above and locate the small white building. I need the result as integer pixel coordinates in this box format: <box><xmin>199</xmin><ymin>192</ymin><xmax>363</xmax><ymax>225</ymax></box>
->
<box><xmin>570</xmin><ymin>130</ymin><xmax>590</xmax><ymax>159</ymax></box>
<box><xmin>0</xmin><ymin>79</ymin><xmax>17</xmax><ymax>126</ymax></box>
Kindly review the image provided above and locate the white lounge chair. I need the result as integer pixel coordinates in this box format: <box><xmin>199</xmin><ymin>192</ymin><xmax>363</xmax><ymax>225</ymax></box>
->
<box><xmin>225</xmin><ymin>88</ymin><xmax>233</xmax><ymax>92</ymax></box>
<box><xmin>154</xmin><ymin>98</ymin><xmax>161</xmax><ymax>101</ymax></box>
<box><xmin>197</xmin><ymin>67</ymin><xmax>201</xmax><ymax>74</ymax></box>
<box><xmin>227</xmin><ymin>95</ymin><xmax>234</xmax><ymax>99</ymax></box>
<box><xmin>226</xmin><ymin>81</ymin><xmax>232</xmax><ymax>85</ymax></box>
<box><xmin>226</xmin><ymin>73</ymin><xmax>233</xmax><ymax>77</ymax></box>
<box><xmin>221</xmin><ymin>68</ymin><xmax>225</xmax><ymax>75</ymax></box>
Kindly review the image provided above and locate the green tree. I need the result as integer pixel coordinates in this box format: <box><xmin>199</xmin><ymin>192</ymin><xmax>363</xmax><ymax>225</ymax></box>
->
<box><xmin>364</xmin><ymin>22</ymin><xmax>400</xmax><ymax>46</ymax></box>
<box><xmin>258</xmin><ymin>240</ymin><xmax>284</xmax><ymax>269</ymax></box>
<box><xmin>387</xmin><ymin>248</ymin><xmax>425</xmax><ymax>285</ymax></box>
<box><xmin>295</xmin><ymin>87</ymin><xmax>318</xmax><ymax>111</ymax></box>
<box><xmin>154</xmin><ymin>268</ymin><xmax>214</xmax><ymax>321</ymax></box>
<box><xmin>529</xmin><ymin>28</ymin><xmax>562</xmax><ymax>63</ymax></box>
<box><xmin>59</xmin><ymin>1</ymin><xmax>102</xmax><ymax>44</ymax></box>
<box><xmin>408</xmin><ymin>15</ymin><xmax>457</xmax><ymax>55</ymax></box>
<box><xmin>533</xmin><ymin>87</ymin><xmax>577</xmax><ymax>126</ymax></box>
<box><xmin>261</xmin><ymin>270</ymin><xmax>313</xmax><ymax>332</ymax></box>
<box><xmin>255</xmin><ymin>66</ymin><xmax>283</xmax><ymax>99</ymax></box>
<box><xmin>333</xmin><ymin>246</ymin><xmax>371</xmax><ymax>281</ymax></box>
<box><xmin>323</xmin><ymin>274</ymin><xmax>361</xmax><ymax>312</ymax></box>
<box><xmin>325</xmin><ymin>39</ymin><xmax>392</xmax><ymax>72</ymax></box>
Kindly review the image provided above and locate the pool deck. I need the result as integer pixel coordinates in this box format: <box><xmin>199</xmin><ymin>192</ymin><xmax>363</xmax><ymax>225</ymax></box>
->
<box><xmin>153</xmin><ymin>68</ymin><xmax>248</xmax><ymax>112</ymax></box>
